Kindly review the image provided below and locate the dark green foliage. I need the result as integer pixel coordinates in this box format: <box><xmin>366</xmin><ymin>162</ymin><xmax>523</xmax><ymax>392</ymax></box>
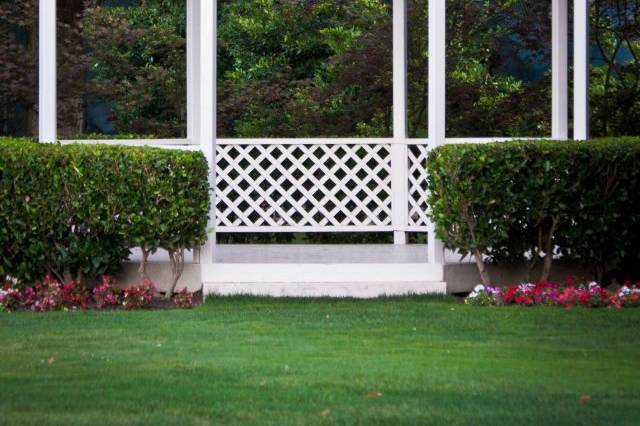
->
<box><xmin>0</xmin><ymin>138</ymin><xmax>210</xmax><ymax>283</ymax></box>
<box><xmin>427</xmin><ymin>138</ymin><xmax>640</xmax><ymax>283</ymax></box>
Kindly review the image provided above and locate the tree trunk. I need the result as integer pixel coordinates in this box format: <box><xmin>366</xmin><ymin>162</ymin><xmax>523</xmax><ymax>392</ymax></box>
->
<box><xmin>138</xmin><ymin>248</ymin><xmax>150</xmax><ymax>280</ymax></box>
<box><xmin>595</xmin><ymin>264</ymin><xmax>605</xmax><ymax>285</ymax></box>
<box><xmin>541</xmin><ymin>250</ymin><xmax>553</xmax><ymax>282</ymax></box>
<box><xmin>540</xmin><ymin>217</ymin><xmax>560</xmax><ymax>282</ymax></box>
<box><xmin>167</xmin><ymin>248</ymin><xmax>185</xmax><ymax>299</ymax></box>
<box><xmin>473</xmin><ymin>248</ymin><xmax>492</xmax><ymax>286</ymax></box>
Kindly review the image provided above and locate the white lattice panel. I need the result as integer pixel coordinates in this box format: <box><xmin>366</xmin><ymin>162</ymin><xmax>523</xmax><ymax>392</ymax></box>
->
<box><xmin>216</xmin><ymin>144</ymin><xmax>392</xmax><ymax>228</ymax></box>
<box><xmin>408</xmin><ymin>144</ymin><xmax>430</xmax><ymax>227</ymax></box>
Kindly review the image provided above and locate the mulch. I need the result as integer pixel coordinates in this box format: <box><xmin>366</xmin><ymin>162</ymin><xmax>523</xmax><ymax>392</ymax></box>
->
<box><xmin>148</xmin><ymin>290</ymin><xmax>203</xmax><ymax>310</ymax></box>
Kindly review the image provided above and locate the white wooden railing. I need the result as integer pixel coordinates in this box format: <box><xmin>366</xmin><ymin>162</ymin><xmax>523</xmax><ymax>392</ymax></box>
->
<box><xmin>60</xmin><ymin>137</ymin><xmax>538</xmax><ymax>240</ymax></box>
<box><xmin>214</xmin><ymin>138</ymin><xmax>435</xmax><ymax>234</ymax></box>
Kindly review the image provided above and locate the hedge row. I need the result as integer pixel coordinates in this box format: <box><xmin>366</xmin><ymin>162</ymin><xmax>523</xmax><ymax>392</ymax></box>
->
<box><xmin>427</xmin><ymin>138</ymin><xmax>640</xmax><ymax>284</ymax></box>
<box><xmin>0</xmin><ymin>139</ymin><xmax>210</xmax><ymax>286</ymax></box>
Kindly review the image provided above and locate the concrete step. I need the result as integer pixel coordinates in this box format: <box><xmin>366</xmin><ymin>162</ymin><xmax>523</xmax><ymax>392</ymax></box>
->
<box><xmin>202</xmin><ymin>263</ymin><xmax>446</xmax><ymax>298</ymax></box>
<box><xmin>203</xmin><ymin>281</ymin><xmax>447</xmax><ymax>298</ymax></box>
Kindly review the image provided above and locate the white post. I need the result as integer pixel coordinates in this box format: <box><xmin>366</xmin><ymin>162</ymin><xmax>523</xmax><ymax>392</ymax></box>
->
<box><xmin>552</xmin><ymin>0</ymin><xmax>568</xmax><ymax>139</ymax></box>
<box><xmin>186</xmin><ymin>0</ymin><xmax>199</xmax><ymax>142</ymax></box>
<box><xmin>427</xmin><ymin>0</ymin><xmax>446</xmax><ymax>264</ymax></box>
<box><xmin>197</xmin><ymin>0</ymin><xmax>217</xmax><ymax>264</ymax></box>
<box><xmin>573</xmin><ymin>0</ymin><xmax>590</xmax><ymax>140</ymax></box>
<box><xmin>392</xmin><ymin>0</ymin><xmax>408</xmax><ymax>245</ymax></box>
<box><xmin>38</xmin><ymin>0</ymin><xmax>56</xmax><ymax>143</ymax></box>
<box><xmin>187</xmin><ymin>0</ymin><xmax>203</xmax><ymax>264</ymax></box>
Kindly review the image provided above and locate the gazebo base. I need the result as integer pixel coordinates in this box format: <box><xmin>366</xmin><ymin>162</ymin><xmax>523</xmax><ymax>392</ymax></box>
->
<box><xmin>202</xmin><ymin>244</ymin><xmax>446</xmax><ymax>298</ymax></box>
<box><xmin>203</xmin><ymin>281</ymin><xmax>447</xmax><ymax>299</ymax></box>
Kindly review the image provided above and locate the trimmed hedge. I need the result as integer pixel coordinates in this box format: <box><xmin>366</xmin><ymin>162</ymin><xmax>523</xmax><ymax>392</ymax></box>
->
<box><xmin>0</xmin><ymin>139</ymin><xmax>210</xmax><ymax>285</ymax></box>
<box><xmin>427</xmin><ymin>138</ymin><xmax>640</xmax><ymax>284</ymax></box>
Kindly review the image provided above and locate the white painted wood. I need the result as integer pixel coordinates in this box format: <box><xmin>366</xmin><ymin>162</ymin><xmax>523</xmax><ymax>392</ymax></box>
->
<box><xmin>214</xmin><ymin>244</ymin><xmax>430</xmax><ymax>264</ymax></box>
<box><xmin>427</xmin><ymin>224</ymin><xmax>445</xmax><ymax>264</ymax></box>
<box><xmin>407</xmin><ymin>145</ymin><xmax>430</xmax><ymax>227</ymax></box>
<box><xmin>38</xmin><ymin>0</ymin><xmax>56</xmax><ymax>143</ymax></box>
<box><xmin>428</xmin><ymin>0</ymin><xmax>446</xmax><ymax>145</ymax></box>
<box><xmin>58</xmin><ymin>137</ymin><xmax>539</xmax><ymax>148</ymax></box>
<box><xmin>441</xmin><ymin>137</ymin><xmax>539</xmax><ymax>144</ymax></box>
<box><xmin>198</xmin><ymin>0</ymin><xmax>217</xmax><ymax>263</ymax></box>
<box><xmin>407</xmin><ymin>137</ymin><xmax>541</xmax><ymax>146</ymax></box>
<box><xmin>128</xmin><ymin>244</ymin><xmax>469</xmax><ymax>265</ymax></box>
<box><xmin>215</xmin><ymin>143</ymin><xmax>392</xmax><ymax>228</ymax></box>
<box><xmin>552</xmin><ymin>0</ymin><xmax>569</xmax><ymax>139</ymax></box>
<box><xmin>573</xmin><ymin>0</ymin><xmax>590</xmax><ymax>140</ymax></box>
<box><xmin>212</xmin><ymin>244</ymin><xmax>470</xmax><ymax>264</ymax></box>
<box><xmin>218</xmin><ymin>226</ymin><xmax>393</xmax><ymax>233</ymax></box>
<box><xmin>204</xmin><ymin>282</ymin><xmax>447</xmax><ymax>298</ymax></box>
<box><xmin>392</xmin><ymin>0</ymin><xmax>409</xmax><ymax>245</ymax></box>
<box><xmin>202</xmin><ymin>263</ymin><xmax>444</xmax><ymax>283</ymax></box>
<box><xmin>217</xmin><ymin>138</ymin><xmax>396</xmax><ymax>145</ymax></box>
<box><xmin>218</xmin><ymin>137</ymin><xmax>536</xmax><ymax>146</ymax></box>
<box><xmin>202</xmin><ymin>253</ymin><xmax>446</xmax><ymax>297</ymax></box>
<box><xmin>217</xmin><ymin>225</ymin><xmax>435</xmax><ymax>232</ymax></box>
<box><xmin>60</xmin><ymin>138</ymin><xmax>191</xmax><ymax>145</ymax></box>
<box><xmin>427</xmin><ymin>0</ymin><xmax>446</xmax><ymax>265</ymax></box>
<box><xmin>186</xmin><ymin>0</ymin><xmax>200</xmax><ymax>143</ymax></box>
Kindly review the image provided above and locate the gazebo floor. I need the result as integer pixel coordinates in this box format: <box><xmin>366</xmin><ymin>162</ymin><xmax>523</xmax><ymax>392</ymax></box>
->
<box><xmin>202</xmin><ymin>244</ymin><xmax>449</xmax><ymax>298</ymax></box>
<box><xmin>214</xmin><ymin>244</ymin><xmax>432</xmax><ymax>264</ymax></box>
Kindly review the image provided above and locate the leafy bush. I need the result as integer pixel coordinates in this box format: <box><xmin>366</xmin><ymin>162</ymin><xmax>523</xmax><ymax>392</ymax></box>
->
<box><xmin>172</xmin><ymin>287</ymin><xmax>194</xmax><ymax>309</ymax></box>
<box><xmin>466</xmin><ymin>280</ymin><xmax>640</xmax><ymax>309</ymax></box>
<box><xmin>427</xmin><ymin>138</ymin><xmax>640</xmax><ymax>284</ymax></box>
<box><xmin>0</xmin><ymin>277</ymin><xmax>22</xmax><ymax>312</ymax></box>
<box><xmin>20</xmin><ymin>278</ymin><xmax>90</xmax><ymax>311</ymax></box>
<box><xmin>122</xmin><ymin>280</ymin><xmax>156</xmax><ymax>310</ymax></box>
<box><xmin>0</xmin><ymin>138</ymin><xmax>210</xmax><ymax>288</ymax></box>
<box><xmin>1</xmin><ymin>275</ymin><xmax>167</xmax><ymax>312</ymax></box>
<box><xmin>22</xmin><ymin>276</ymin><xmax>64</xmax><ymax>312</ymax></box>
<box><xmin>60</xmin><ymin>280</ymin><xmax>91</xmax><ymax>310</ymax></box>
<box><xmin>92</xmin><ymin>276</ymin><xmax>122</xmax><ymax>309</ymax></box>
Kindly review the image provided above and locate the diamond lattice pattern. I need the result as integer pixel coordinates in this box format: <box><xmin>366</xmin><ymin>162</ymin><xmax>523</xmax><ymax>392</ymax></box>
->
<box><xmin>216</xmin><ymin>144</ymin><xmax>392</xmax><ymax>227</ymax></box>
<box><xmin>408</xmin><ymin>144</ymin><xmax>430</xmax><ymax>227</ymax></box>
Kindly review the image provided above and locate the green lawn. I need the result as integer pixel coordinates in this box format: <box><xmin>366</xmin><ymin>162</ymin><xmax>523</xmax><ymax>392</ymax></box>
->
<box><xmin>1</xmin><ymin>297</ymin><xmax>639</xmax><ymax>425</ymax></box>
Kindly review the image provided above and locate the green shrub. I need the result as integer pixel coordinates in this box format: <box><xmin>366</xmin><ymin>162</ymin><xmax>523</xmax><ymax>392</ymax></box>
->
<box><xmin>0</xmin><ymin>139</ymin><xmax>210</xmax><ymax>289</ymax></box>
<box><xmin>427</xmin><ymin>138</ymin><xmax>640</xmax><ymax>285</ymax></box>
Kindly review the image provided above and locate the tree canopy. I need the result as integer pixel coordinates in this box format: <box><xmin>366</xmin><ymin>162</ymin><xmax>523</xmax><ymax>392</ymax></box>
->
<box><xmin>0</xmin><ymin>0</ymin><xmax>638</xmax><ymax>138</ymax></box>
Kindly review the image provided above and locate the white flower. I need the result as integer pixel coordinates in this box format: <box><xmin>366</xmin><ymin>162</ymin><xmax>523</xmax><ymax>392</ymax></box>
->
<box><xmin>473</xmin><ymin>284</ymin><xmax>485</xmax><ymax>293</ymax></box>
<box><xmin>518</xmin><ymin>283</ymin><xmax>534</xmax><ymax>292</ymax></box>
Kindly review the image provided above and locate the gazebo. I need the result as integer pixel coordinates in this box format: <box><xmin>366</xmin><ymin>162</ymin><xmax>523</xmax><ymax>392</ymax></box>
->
<box><xmin>36</xmin><ymin>0</ymin><xmax>591</xmax><ymax>297</ymax></box>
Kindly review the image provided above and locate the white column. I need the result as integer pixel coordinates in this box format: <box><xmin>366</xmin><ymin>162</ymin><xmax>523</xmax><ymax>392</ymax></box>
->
<box><xmin>392</xmin><ymin>0</ymin><xmax>408</xmax><ymax>245</ymax></box>
<box><xmin>187</xmin><ymin>0</ymin><xmax>203</xmax><ymax>263</ymax></box>
<box><xmin>38</xmin><ymin>0</ymin><xmax>56</xmax><ymax>143</ymax></box>
<box><xmin>197</xmin><ymin>0</ymin><xmax>217</xmax><ymax>264</ymax></box>
<box><xmin>427</xmin><ymin>0</ymin><xmax>446</xmax><ymax>264</ymax></box>
<box><xmin>186</xmin><ymin>0</ymin><xmax>201</xmax><ymax>142</ymax></box>
<box><xmin>573</xmin><ymin>0</ymin><xmax>590</xmax><ymax>140</ymax></box>
<box><xmin>552</xmin><ymin>0</ymin><xmax>569</xmax><ymax>139</ymax></box>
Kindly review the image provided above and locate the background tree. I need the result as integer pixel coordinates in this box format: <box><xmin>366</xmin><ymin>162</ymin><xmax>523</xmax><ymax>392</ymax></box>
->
<box><xmin>217</xmin><ymin>0</ymin><xmax>392</xmax><ymax>137</ymax></box>
<box><xmin>0</xmin><ymin>0</ymin><xmax>88</xmax><ymax>137</ymax></box>
<box><xmin>1</xmin><ymin>0</ymin><xmax>638</xmax><ymax>139</ymax></box>
<box><xmin>81</xmin><ymin>0</ymin><xmax>187</xmax><ymax>138</ymax></box>
<box><xmin>590</xmin><ymin>0</ymin><xmax>640</xmax><ymax>137</ymax></box>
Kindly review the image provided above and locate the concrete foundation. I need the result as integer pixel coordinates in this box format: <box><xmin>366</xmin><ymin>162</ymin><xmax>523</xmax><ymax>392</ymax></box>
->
<box><xmin>113</xmin><ymin>260</ymin><xmax>594</xmax><ymax>296</ymax></box>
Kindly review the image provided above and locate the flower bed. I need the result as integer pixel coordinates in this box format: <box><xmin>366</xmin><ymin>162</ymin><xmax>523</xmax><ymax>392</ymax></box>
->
<box><xmin>0</xmin><ymin>275</ymin><xmax>196</xmax><ymax>312</ymax></box>
<box><xmin>466</xmin><ymin>279</ymin><xmax>640</xmax><ymax>309</ymax></box>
